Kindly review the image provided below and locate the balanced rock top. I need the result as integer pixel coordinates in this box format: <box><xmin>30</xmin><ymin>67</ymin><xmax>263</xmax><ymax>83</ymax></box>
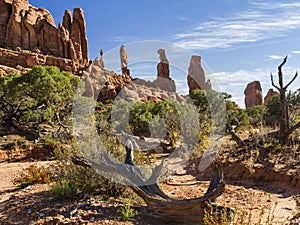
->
<box><xmin>187</xmin><ymin>55</ymin><xmax>211</xmax><ymax>92</ymax></box>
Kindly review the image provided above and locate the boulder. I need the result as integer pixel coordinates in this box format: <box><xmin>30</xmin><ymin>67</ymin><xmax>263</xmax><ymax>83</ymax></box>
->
<box><xmin>244</xmin><ymin>81</ymin><xmax>263</xmax><ymax>108</ymax></box>
<box><xmin>153</xmin><ymin>77</ymin><xmax>176</xmax><ymax>92</ymax></box>
<box><xmin>100</xmin><ymin>83</ymin><xmax>117</xmax><ymax>102</ymax></box>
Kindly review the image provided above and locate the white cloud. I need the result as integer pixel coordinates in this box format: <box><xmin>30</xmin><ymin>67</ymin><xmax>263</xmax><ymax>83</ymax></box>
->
<box><xmin>268</xmin><ymin>55</ymin><xmax>284</xmax><ymax>60</ymax></box>
<box><xmin>177</xmin><ymin>16</ymin><xmax>189</xmax><ymax>22</ymax></box>
<box><xmin>292</xmin><ymin>50</ymin><xmax>300</xmax><ymax>54</ymax></box>
<box><xmin>252</xmin><ymin>2</ymin><xmax>300</xmax><ymax>10</ymax></box>
<box><xmin>174</xmin><ymin>1</ymin><xmax>300</xmax><ymax>50</ymax></box>
<box><xmin>110</xmin><ymin>36</ymin><xmax>141</xmax><ymax>43</ymax></box>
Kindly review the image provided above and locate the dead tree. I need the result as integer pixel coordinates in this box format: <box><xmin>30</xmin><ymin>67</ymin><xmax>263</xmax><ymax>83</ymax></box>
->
<box><xmin>71</xmin><ymin>148</ymin><xmax>232</xmax><ymax>224</ymax></box>
<box><xmin>270</xmin><ymin>56</ymin><xmax>299</xmax><ymax>144</ymax></box>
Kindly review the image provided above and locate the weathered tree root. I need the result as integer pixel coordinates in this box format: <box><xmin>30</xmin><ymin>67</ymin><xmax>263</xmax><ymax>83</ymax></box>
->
<box><xmin>71</xmin><ymin>155</ymin><xmax>233</xmax><ymax>224</ymax></box>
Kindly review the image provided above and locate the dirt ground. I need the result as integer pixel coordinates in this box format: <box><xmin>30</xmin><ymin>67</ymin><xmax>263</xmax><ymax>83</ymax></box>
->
<box><xmin>0</xmin><ymin>136</ymin><xmax>299</xmax><ymax>225</ymax></box>
<box><xmin>0</xmin><ymin>163</ymin><xmax>299</xmax><ymax>224</ymax></box>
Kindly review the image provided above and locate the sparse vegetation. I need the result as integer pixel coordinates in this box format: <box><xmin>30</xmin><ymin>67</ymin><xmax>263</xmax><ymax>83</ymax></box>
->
<box><xmin>13</xmin><ymin>165</ymin><xmax>52</xmax><ymax>188</ymax></box>
<box><xmin>0</xmin><ymin>61</ymin><xmax>298</xmax><ymax>224</ymax></box>
<box><xmin>117</xmin><ymin>199</ymin><xmax>139</xmax><ymax>221</ymax></box>
<box><xmin>204</xmin><ymin>196</ymin><xmax>278</xmax><ymax>225</ymax></box>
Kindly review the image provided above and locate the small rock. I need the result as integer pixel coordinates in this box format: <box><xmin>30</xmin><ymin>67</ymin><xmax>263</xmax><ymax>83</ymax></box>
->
<box><xmin>90</xmin><ymin>217</ymin><xmax>95</xmax><ymax>222</ymax></box>
<box><xmin>98</xmin><ymin>209</ymin><xmax>104</xmax><ymax>214</ymax></box>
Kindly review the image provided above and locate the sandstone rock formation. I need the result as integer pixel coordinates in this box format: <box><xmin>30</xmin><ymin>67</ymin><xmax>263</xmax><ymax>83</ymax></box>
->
<box><xmin>153</xmin><ymin>77</ymin><xmax>176</xmax><ymax>92</ymax></box>
<box><xmin>157</xmin><ymin>49</ymin><xmax>170</xmax><ymax>79</ymax></box>
<box><xmin>120</xmin><ymin>44</ymin><xmax>129</xmax><ymax>75</ymax></box>
<box><xmin>0</xmin><ymin>64</ymin><xmax>20</xmax><ymax>76</ymax></box>
<box><xmin>83</xmin><ymin>58</ymin><xmax>132</xmax><ymax>102</ymax></box>
<box><xmin>155</xmin><ymin>49</ymin><xmax>175</xmax><ymax>92</ymax></box>
<box><xmin>0</xmin><ymin>0</ymin><xmax>89</xmax><ymax>69</ymax></box>
<box><xmin>0</xmin><ymin>48</ymin><xmax>76</xmax><ymax>73</ymax></box>
<box><xmin>244</xmin><ymin>81</ymin><xmax>263</xmax><ymax>108</ymax></box>
<box><xmin>187</xmin><ymin>55</ymin><xmax>211</xmax><ymax>93</ymax></box>
<box><xmin>264</xmin><ymin>88</ymin><xmax>279</xmax><ymax>105</ymax></box>
<box><xmin>83</xmin><ymin>58</ymin><xmax>184</xmax><ymax>103</ymax></box>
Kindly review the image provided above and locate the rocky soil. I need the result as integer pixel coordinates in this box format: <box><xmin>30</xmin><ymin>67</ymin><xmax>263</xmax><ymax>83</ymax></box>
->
<box><xmin>0</xmin><ymin>135</ymin><xmax>299</xmax><ymax>225</ymax></box>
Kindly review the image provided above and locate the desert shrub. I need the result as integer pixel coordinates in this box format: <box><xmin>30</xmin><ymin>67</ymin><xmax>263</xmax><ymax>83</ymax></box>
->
<box><xmin>50</xmin><ymin>163</ymin><xmax>127</xmax><ymax>200</ymax></box>
<box><xmin>126</xmin><ymin>100</ymin><xmax>182</xmax><ymax>143</ymax></box>
<box><xmin>246</xmin><ymin>105</ymin><xmax>266</xmax><ymax>126</ymax></box>
<box><xmin>287</xmin><ymin>89</ymin><xmax>300</xmax><ymax>126</ymax></box>
<box><xmin>49</xmin><ymin>134</ymin><xmax>134</xmax><ymax>201</ymax></box>
<box><xmin>42</xmin><ymin>137</ymin><xmax>72</xmax><ymax>160</ymax></box>
<box><xmin>109</xmin><ymin>99</ymin><xmax>182</xmax><ymax>145</ymax></box>
<box><xmin>203</xmin><ymin>200</ymin><xmax>278</xmax><ymax>225</ymax></box>
<box><xmin>117</xmin><ymin>199</ymin><xmax>139</xmax><ymax>221</ymax></box>
<box><xmin>13</xmin><ymin>165</ymin><xmax>52</xmax><ymax>188</ymax></box>
<box><xmin>51</xmin><ymin>160</ymin><xmax>129</xmax><ymax>201</ymax></box>
<box><xmin>231</xmin><ymin>109</ymin><xmax>250</xmax><ymax>129</ymax></box>
<box><xmin>265</xmin><ymin>95</ymin><xmax>280</xmax><ymax>126</ymax></box>
<box><xmin>0</xmin><ymin>66</ymin><xmax>79</xmax><ymax>133</ymax></box>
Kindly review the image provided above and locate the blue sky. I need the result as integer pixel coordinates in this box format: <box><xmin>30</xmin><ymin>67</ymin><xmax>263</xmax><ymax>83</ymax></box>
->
<box><xmin>30</xmin><ymin>0</ymin><xmax>300</xmax><ymax>107</ymax></box>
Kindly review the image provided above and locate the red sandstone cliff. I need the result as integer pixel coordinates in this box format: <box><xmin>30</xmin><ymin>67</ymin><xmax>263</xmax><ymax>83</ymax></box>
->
<box><xmin>0</xmin><ymin>0</ymin><xmax>89</xmax><ymax>67</ymax></box>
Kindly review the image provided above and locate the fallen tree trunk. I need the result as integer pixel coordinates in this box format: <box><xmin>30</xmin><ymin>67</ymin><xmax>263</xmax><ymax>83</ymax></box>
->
<box><xmin>229</xmin><ymin>130</ymin><xmax>247</xmax><ymax>148</ymax></box>
<box><xmin>71</xmin><ymin>154</ymin><xmax>232</xmax><ymax>224</ymax></box>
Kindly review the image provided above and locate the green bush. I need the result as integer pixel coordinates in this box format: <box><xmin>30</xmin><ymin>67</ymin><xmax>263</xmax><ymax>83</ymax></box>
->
<box><xmin>49</xmin><ymin>135</ymin><xmax>130</xmax><ymax>201</ymax></box>
<box><xmin>117</xmin><ymin>199</ymin><xmax>139</xmax><ymax>221</ymax></box>
<box><xmin>0</xmin><ymin>66</ymin><xmax>79</xmax><ymax>132</ymax></box>
<box><xmin>246</xmin><ymin>105</ymin><xmax>266</xmax><ymax>126</ymax></box>
<box><xmin>265</xmin><ymin>95</ymin><xmax>280</xmax><ymax>126</ymax></box>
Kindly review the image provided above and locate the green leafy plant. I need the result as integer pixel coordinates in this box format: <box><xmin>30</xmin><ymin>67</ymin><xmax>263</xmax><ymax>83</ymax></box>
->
<box><xmin>117</xmin><ymin>199</ymin><xmax>139</xmax><ymax>221</ymax></box>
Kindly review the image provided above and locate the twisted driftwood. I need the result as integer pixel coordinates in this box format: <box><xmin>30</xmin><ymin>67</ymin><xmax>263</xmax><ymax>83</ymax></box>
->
<box><xmin>71</xmin><ymin>151</ymin><xmax>230</xmax><ymax>224</ymax></box>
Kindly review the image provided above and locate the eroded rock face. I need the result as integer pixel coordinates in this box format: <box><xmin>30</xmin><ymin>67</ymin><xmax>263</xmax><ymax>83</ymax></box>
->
<box><xmin>83</xmin><ymin>58</ymin><xmax>132</xmax><ymax>102</ymax></box>
<box><xmin>264</xmin><ymin>88</ymin><xmax>279</xmax><ymax>105</ymax></box>
<box><xmin>0</xmin><ymin>64</ymin><xmax>20</xmax><ymax>76</ymax></box>
<box><xmin>187</xmin><ymin>55</ymin><xmax>211</xmax><ymax>93</ymax></box>
<box><xmin>244</xmin><ymin>81</ymin><xmax>263</xmax><ymax>108</ymax></box>
<box><xmin>0</xmin><ymin>0</ymin><xmax>88</xmax><ymax>67</ymax></box>
<box><xmin>70</xmin><ymin>8</ymin><xmax>88</xmax><ymax>65</ymax></box>
<box><xmin>82</xmin><ymin>58</ymin><xmax>183</xmax><ymax>103</ymax></box>
<box><xmin>0</xmin><ymin>48</ymin><xmax>76</xmax><ymax>73</ymax></box>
